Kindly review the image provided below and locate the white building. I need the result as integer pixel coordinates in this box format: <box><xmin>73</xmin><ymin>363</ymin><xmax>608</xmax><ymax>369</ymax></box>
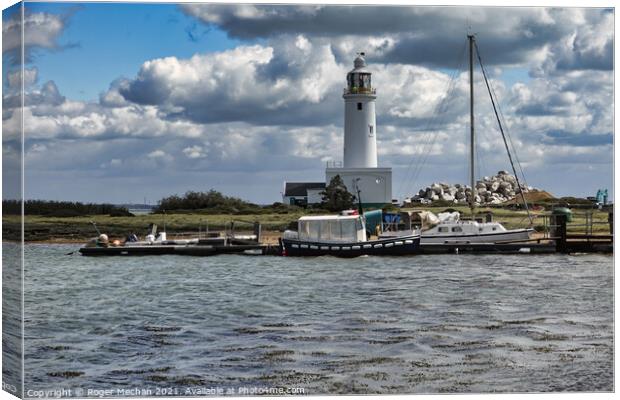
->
<box><xmin>283</xmin><ymin>53</ymin><xmax>393</xmax><ymax>208</ymax></box>
<box><xmin>282</xmin><ymin>182</ymin><xmax>326</xmax><ymax>206</ymax></box>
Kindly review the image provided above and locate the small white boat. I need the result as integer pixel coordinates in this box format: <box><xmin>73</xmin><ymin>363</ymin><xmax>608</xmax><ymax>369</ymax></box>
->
<box><xmin>420</xmin><ymin>217</ymin><xmax>533</xmax><ymax>244</ymax></box>
<box><xmin>379</xmin><ymin>210</ymin><xmax>533</xmax><ymax>245</ymax></box>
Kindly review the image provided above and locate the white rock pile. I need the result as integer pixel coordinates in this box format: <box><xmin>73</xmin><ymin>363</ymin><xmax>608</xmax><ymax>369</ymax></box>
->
<box><xmin>410</xmin><ymin>171</ymin><xmax>534</xmax><ymax>205</ymax></box>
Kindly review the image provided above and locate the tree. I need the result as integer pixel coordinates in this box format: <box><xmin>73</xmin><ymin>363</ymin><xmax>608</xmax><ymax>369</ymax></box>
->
<box><xmin>154</xmin><ymin>189</ymin><xmax>257</xmax><ymax>213</ymax></box>
<box><xmin>320</xmin><ymin>175</ymin><xmax>356</xmax><ymax>212</ymax></box>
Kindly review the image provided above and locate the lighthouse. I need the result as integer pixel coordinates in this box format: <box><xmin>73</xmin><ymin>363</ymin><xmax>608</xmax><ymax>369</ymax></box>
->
<box><xmin>325</xmin><ymin>53</ymin><xmax>392</xmax><ymax>207</ymax></box>
<box><xmin>343</xmin><ymin>53</ymin><xmax>378</xmax><ymax>168</ymax></box>
<box><xmin>282</xmin><ymin>53</ymin><xmax>392</xmax><ymax>207</ymax></box>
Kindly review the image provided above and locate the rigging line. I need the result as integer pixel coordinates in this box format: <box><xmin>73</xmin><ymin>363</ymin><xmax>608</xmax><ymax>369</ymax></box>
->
<box><xmin>476</xmin><ymin>57</ymin><xmax>529</xmax><ymax>186</ymax></box>
<box><xmin>491</xmin><ymin>86</ymin><xmax>530</xmax><ymax>189</ymax></box>
<box><xmin>408</xmin><ymin>67</ymin><xmax>461</xmax><ymax>186</ymax></box>
<box><xmin>474</xmin><ymin>103</ymin><xmax>493</xmax><ymax>182</ymax></box>
<box><xmin>406</xmin><ymin>64</ymin><xmax>462</xmax><ymax>196</ymax></box>
<box><xmin>469</xmin><ymin>45</ymin><xmax>529</xmax><ymax>190</ymax></box>
<box><xmin>475</xmin><ymin>126</ymin><xmax>484</xmax><ymax>183</ymax></box>
<box><xmin>474</xmin><ymin>41</ymin><xmax>533</xmax><ymax>225</ymax></box>
<box><xmin>398</xmin><ymin>116</ymin><xmax>439</xmax><ymax>196</ymax></box>
<box><xmin>399</xmin><ymin>41</ymin><xmax>468</xmax><ymax>198</ymax></box>
<box><xmin>403</xmin><ymin>41</ymin><xmax>468</xmax><ymax>197</ymax></box>
<box><xmin>397</xmin><ymin>41</ymin><xmax>467</xmax><ymax>198</ymax></box>
<box><xmin>400</xmin><ymin>45</ymin><xmax>465</xmax><ymax>197</ymax></box>
<box><xmin>396</xmin><ymin>114</ymin><xmax>439</xmax><ymax>197</ymax></box>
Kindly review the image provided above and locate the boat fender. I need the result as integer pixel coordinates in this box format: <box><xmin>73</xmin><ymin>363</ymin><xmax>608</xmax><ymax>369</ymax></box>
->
<box><xmin>279</xmin><ymin>238</ymin><xmax>286</xmax><ymax>256</ymax></box>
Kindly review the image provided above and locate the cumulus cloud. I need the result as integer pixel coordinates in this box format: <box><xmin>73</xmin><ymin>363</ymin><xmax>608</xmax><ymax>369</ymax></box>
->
<box><xmin>530</xmin><ymin>9</ymin><xmax>613</xmax><ymax>76</ymax></box>
<box><xmin>504</xmin><ymin>70</ymin><xmax>613</xmax><ymax>147</ymax></box>
<box><xmin>181</xmin><ymin>4</ymin><xmax>612</xmax><ymax>72</ymax></box>
<box><xmin>115</xmin><ymin>40</ymin><xmax>344</xmax><ymax>126</ymax></box>
<box><xmin>10</xmin><ymin>38</ymin><xmax>611</xmax><ymax>170</ymax></box>
<box><xmin>6</xmin><ymin>67</ymin><xmax>38</xmax><ymax>89</ymax></box>
<box><xmin>2</xmin><ymin>10</ymin><xmax>72</xmax><ymax>65</ymax></box>
<box><xmin>147</xmin><ymin>149</ymin><xmax>168</xmax><ymax>158</ymax></box>
<box><xmin>111</xmin><ymin>36</ymin><xmax>474</xmax><ymax>129</ymax></box>
<box><xmin>7</xmin><ymin>5</ymin><xmax>612</xmax><ymax>202</ymax></box>
<box><xmin>182</xmin><ymin>145</ymin><xmax>206</xmax><ymax>159</ymax></box>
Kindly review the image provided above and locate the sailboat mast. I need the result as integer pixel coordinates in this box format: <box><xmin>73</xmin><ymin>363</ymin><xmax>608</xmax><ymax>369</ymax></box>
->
<box><xmin>468</xmin><ymin>34</ymin><xmax>475</xmax><ymax>215</ymax></box>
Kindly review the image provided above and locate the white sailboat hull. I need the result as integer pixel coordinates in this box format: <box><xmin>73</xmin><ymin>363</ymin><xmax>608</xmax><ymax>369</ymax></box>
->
<box><xmin>421</xmin><ymin>228</ymin><xmax>533</xmax><ymax>244</ymax></box>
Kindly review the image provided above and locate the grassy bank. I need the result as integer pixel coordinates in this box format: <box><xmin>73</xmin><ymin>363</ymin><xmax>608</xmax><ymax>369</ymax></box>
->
<box><xmin>2</xmin><ymin>205</ymin><xmax>611</xmax><ymax>242</ymax></box>
<box><xmin>2</xmin><ymin>212</ymin><xmax>306</xmax><ymax>242</ymax></box>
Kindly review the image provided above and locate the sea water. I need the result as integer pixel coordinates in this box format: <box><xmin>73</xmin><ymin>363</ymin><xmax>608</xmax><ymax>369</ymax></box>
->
<box><xmin>8</xmin><ymin>244</ymin><xmax>614</xmax><ymax>394</ymax></box>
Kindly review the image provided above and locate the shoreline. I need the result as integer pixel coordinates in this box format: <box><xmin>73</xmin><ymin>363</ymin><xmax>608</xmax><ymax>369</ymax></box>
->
<box><xmin>2</xmin><ymin>230</ymin><xmax>285</xmax><ymax>245</ymax></box>
<box><xmin>2</xmin><ymin>206</ymin><xmax>611</xmax><ymax>244</ymax></box>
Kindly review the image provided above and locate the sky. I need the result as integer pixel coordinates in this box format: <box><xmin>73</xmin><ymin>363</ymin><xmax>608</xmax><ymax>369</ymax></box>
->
<box><xmin>1</xmin><ymin>1</ymin><xmax>614</xmax><ymax>204</ymax></box>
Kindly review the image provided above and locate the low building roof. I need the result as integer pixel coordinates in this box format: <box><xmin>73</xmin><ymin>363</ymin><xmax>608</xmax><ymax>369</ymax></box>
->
<box><xmin>299</xmin><ymin>215</ymin><xmax>361</xmax><ymax>221</ymax></box>
<box><xmin>284</xmin><ymin>182</ymin><xmax>326</xmax><ymax>197</ymax></box>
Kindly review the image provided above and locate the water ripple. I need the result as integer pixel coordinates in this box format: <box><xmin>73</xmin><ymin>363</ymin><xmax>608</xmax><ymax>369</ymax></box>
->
<box><xmin>14</xmin><ymin>244</ymin><xmax>613</xmax><ymax>394</ymax></box>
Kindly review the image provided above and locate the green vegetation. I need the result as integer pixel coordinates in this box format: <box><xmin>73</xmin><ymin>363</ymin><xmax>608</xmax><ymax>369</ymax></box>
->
<box><xmin>320</xmin><ymin>175</ymin><xmax>356</xmax><ymax>212</ymax></box>
<box><xmin>3</xmin><ymin>204</ymin><xmax>611</xmax><ymax>242</ymax></box>
<box><xmin>155</xmin><ymin>189</ymin><xmax>261</xmax><ymax>214</ymax></box>
<box><xmin>3</xmin><ymin>210</ymin><xmax>320</xmax><ymax>242</ymax></box>
<box><xmin>2</xmin><ymin>199</ymin><xmax>129</xmax><ymax>217</ymax></box>
<box><xmin>2</xmin><ymin>190</ymin><xmax>610</xmax><ymax>242</ymax></box>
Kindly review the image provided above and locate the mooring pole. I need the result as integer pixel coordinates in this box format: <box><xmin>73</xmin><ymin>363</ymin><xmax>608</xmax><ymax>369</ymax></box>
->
<box><xmin>556</xmin><ymin>214</ymin><xmax>567</xmax><ymax>253</ymax></box>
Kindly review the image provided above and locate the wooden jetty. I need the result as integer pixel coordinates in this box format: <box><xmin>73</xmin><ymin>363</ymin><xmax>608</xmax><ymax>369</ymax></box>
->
<box><xmin>79</xmin><ymin>238</ymin><xmax>282</xmax><ymax>257</ymax></box>
<box><xmin>419</xmin><ymin>241</ymin><xmax>556</xmax><ymax>255</ymax></box>
<box><xmin>79</xmin><ymin>211</ymin><xmax>612</xmax><ymax>257</ymax></box>
<box><xmin>554</xmin><ymin>213</ymin><xmax>613</xmax><ymax>254</ymax></box>
<box><xmin>417</xmin><ymin>212</ymin><xmax>612</xmax><ymax>255</ymax></box>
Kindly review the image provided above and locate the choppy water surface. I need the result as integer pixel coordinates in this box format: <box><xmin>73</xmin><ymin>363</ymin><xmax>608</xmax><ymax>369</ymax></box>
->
<box><xmin>21</xmin><ymin>244</ymin><xmax>613</xmax><ymax>395</ymax></box>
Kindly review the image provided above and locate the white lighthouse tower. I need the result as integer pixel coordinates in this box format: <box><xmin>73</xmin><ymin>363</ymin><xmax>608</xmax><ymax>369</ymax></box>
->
<box><xmin>325</xmin><ymin>53</ymin><xmax>392</xmax><ymax>207</ymax></box>
<box><xmin>343</xmin><ymin>53</ymin><xmax>377</xmax><ymax>168</ymax></box>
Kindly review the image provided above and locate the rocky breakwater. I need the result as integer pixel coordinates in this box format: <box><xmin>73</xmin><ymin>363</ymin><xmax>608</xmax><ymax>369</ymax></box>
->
<box><xmin>412</xmin><ymin>171</ymin><xmax>534</xmax><ymax>205</ymax></box>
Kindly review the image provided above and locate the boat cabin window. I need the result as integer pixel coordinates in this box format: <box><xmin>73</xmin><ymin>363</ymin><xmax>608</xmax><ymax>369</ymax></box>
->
<box><xmin>438</xmin><ymin>227</ymin><xmax>449</xmax><ymax>233</ymax></box>
<box><xmin>357</xmin><ymin>102</ymin><xmax>362</xmax><ymax>110</ymax></box>
<box><xmin>452</xmin><ymin>227</ymin><xmax>463</xmax><ymax>233</ymax></box>
<box><xmin>319</xmin><ymin>220</ymin><xmax>330</xmax><ymax>240</ymax></box>
<box><xmin>299</xmin><ymin>220</ymin><xmax>308</xmax><ymax>239</ymax></box>
<box><xmin>329</xmin><ymin>219</ymin><xmax>341</xmax><ymax>240</ymax></box>
<box><xmin>342</xmin><ymin>219</ymin><xmax>356</xmax><ymax>240</ymax></box>
<box><xmin>492</xmin><ymin>227</ymin><xmax>497</xmax><ymax>231</ymax></box>
<box><xmin>298</xmin><ymin>217</ymin><xmax>364</xmax><ymax>242</ymax></box>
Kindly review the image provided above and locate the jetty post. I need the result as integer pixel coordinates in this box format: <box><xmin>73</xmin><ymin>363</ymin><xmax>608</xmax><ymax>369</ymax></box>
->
<box><xmin>555</xmin><ymin>214</ymin><xmax>568</xmax><ymax>253</ymax></box>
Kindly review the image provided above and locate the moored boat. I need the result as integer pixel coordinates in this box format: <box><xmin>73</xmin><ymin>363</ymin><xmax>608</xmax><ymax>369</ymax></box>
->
<box><xmin>379</xmin><ymin>210</ymin><xmax>533</xmax><ymax>245</ymax></box>
<box><xmin>420</xmin><ymin>219</ymin><xmax>533</xmax><ymax>244</ymax></box>
<box><xmin>281</xmin><ymin>211</ymin><xmax>421</xmax><ymax>257</ymax></box>
<box><xmin>78</xmin><ymin>222</ymin><xmax>271</xmax><ymax>256</ymax></box>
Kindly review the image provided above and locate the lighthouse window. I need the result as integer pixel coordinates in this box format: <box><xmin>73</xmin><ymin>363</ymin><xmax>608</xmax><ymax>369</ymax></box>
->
<box><xmin>360</xmin><ymin>74</ymin><xmax>370</xmax><ymax>88</ymax></box>
<box><xmin>357</xmin><ymin>103</ymin><xmax>362</xmax><ymax>110</ymax></box>
<box><xmin>369</xmin><ymin>125</ymin><xmax>374</xmax><ymax>135</ymax></box>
